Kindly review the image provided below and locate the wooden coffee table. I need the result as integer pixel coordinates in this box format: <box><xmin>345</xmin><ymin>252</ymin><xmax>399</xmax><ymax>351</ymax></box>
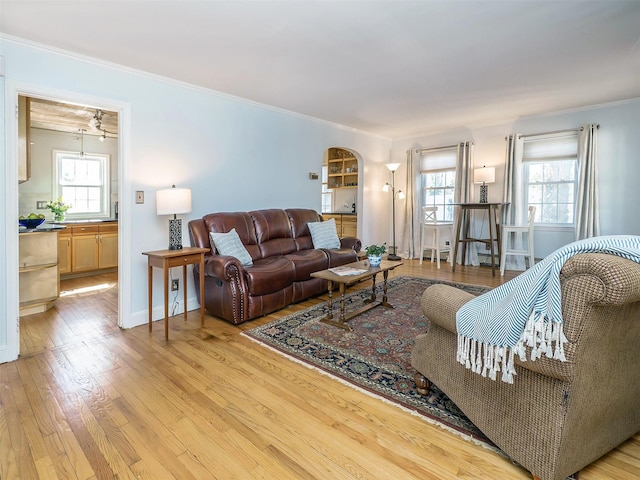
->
<box><xmin>310</xmin><ymin>259</ymin><xmax>403</xmax><ymax>331</ymax></box>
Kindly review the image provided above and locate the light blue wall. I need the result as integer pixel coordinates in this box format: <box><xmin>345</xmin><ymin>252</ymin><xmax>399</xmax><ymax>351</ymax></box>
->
<box><xmin>392</xmin><ymin>99</ymin><xmax>640</xmax><ymax>260</ymax></box>
<box><xmin>0</xmin><ymin>37</ymin><xmax>391</xmax><ymax>362</ymax></box>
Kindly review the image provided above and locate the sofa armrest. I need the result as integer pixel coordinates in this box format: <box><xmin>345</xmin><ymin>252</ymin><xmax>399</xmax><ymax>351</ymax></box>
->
<box><xmin>340</xmin><ymin>236</ymin><xmax>362</xmax><ymax>252</ymax></box>
<box><xmin>421</xmin><ymin>284</ymin><xmax>476</xmax><ymax>334</ymax></box>
<box><xmin>202</xmin><ymin>253</ymin><xmax>247</xmax><ymax>283</ymax></box>
<box><xmin>560</xmin><ymin>253</ymin><xmax>640</xmax><ymax>306</ymax></box>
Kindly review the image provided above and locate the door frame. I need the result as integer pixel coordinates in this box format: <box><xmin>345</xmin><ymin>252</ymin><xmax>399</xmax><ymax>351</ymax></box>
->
<box><xmin>2</xmin><ymin>80</ymin><xmax>132</xmax><ymax>363</ymax></box>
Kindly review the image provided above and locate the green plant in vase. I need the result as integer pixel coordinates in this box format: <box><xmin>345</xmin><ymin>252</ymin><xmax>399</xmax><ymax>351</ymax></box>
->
<box><xmin>364</xmin><ymin>243</ymin><xmax>386</xmax><ymax>266</ymax></box>
<box><xmin>47</xmin><ymin>197</ymin><xmax>72</xmax><ymax>222</ymax></box>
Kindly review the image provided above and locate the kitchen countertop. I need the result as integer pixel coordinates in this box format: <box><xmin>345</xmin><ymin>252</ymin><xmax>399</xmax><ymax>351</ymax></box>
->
<box><xmin>52</xmin><ymin>218</ymin><xmax>118</xmax><ymax>224</ymax></box>
<box><xmin>19</xmin><ymin>224</ymin><xmax>67</xmax><ymax>233</ymax></box>
<box><xmin>19</xmin><ymin>218</ymin><xmax>118</xmax><ymax>233</ymax></box>
<box><xmin>324</xmin><ymin>211</ymin><xmax>357</xmax><ymax>215</ymax></box>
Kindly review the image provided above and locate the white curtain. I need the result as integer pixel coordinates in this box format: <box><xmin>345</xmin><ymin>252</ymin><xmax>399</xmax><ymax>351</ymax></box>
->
<box><xmin>575</xmin><ymin>124</ymin><xmax>600</xmax><ymax>240</ymax></box>
<box><xmin>400</xmin><ymin>148</ymin><xmax>417</xmax><ymax>259</ymax></box>
<box><xmin>453</xmin><ymin>141</ymin><xmax>478</xmax><ymax>265</ymax></box>
<box><xmin>502</xmin><ymin>134</ymin><xmax>526</xmax><ymax>270</ymax></box>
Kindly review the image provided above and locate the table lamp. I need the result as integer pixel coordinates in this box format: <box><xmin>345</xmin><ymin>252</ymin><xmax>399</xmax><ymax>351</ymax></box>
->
<box><xmin>474</xmin><ymin>166</ymin><xmax>495</xmax><ymax>203</ymax></box>
<box><xmin>156</xmin><ymin>185</ymin><xmax>192</xmax><ymax>250</ymax></box>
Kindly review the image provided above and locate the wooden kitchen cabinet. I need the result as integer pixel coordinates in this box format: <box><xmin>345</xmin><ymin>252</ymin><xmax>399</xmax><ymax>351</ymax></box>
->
<box><xmin>18</xmin><ymin>96</ymin><xmax>31</xmax><ymax>183</ymax></box>
<box><xmin>20</xmin><ymin>230</ymin><xmax>59</xmax><ymax>316</ymax></box>
<box><xmin>72</xmin><ymin>226</ymin><xmax>100</xmax><ymax>272</ymax></box>
<box><xmin>322</xmin><ymin>213</ymin><xmax>357</xmax><ymax>238</ymax></box>
<box><xmin>341</xmin><ymin>215</ymin><xmax>357</xmax><ymax>238</ymax></box>
<box><xmin>98</xmin><ymin>223</ymin><xmax>118</xmax><ymax>269</ymax></box>
<box><xmin>57</xmin><ymin>229</ymin><xmax>72</xmax><ymax>274</ymax></box>
<box><xmin>64</xmin><ymin>222</ymin><xmax>118</xmax><ymax>275</ymax></box>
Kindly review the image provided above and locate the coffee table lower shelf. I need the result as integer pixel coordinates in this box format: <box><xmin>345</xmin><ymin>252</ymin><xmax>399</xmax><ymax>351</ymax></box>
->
<box><xmin>311</xmin><ymin>259</ymin><xmax>403</xmax><ymax>331</ymax></box>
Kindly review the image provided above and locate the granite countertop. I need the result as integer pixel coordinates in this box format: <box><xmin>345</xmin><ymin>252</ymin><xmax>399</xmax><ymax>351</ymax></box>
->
<box><xmin>19</xmin><ymin>224</ymin><xmax>67</xmax><ymax>233</ymax></box>
<box><xmin>325</xmin><ymin>211</ymin><xmax>357</xmax><ymax>215</ymax></box>
<box><xmin>19</xmin><ymin>218</ymin><xmax>118</xmax><ymax>233</ymax></box>
<box><xmin>52</xmin><ymin>218</ymin><xmax>118</xmax><ymax>224</ymax></box>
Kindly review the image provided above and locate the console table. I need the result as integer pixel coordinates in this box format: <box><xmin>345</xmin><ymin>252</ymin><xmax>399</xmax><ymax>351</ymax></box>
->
<box><xmin>451</xmin><ymin>203</ymin><xmax>506</xmax><ymax>276</ymax></box>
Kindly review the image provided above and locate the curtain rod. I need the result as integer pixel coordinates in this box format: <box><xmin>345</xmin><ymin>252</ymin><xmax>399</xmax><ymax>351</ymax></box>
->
<box><xmin>415</xmin><ymin>144</ymin><xmax>460</xmax><ymax>153</ymax></box>
<box><xmin>512</xmin><ymin>124</ymin><xmax>599</xmax><ymax>140</ymax></box>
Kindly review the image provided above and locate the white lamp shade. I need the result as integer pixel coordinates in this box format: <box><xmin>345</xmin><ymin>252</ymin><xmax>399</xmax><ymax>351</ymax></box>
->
<box><xmin>382</xmin><ymin>183</ymin><xmax>391</xmax><ymax>192</ymax></box>
<box><xmin>156</xmin><ymin>186</ymin><xmax>192</xmax><ymax>215</ymax></box>
<box><xmin>474</xmin><ymin>166</ymin><xmax>495</xmax><ymax>184</ymax></box>
<box><xmin>397</xmin><ymin>190</ymin><xmax>406</xmax><ymax>200</ymax></box>
<box><xmin>385</xmin><ymin>162</ymin><xmax>401</xmax><ymax>172</ymax></box>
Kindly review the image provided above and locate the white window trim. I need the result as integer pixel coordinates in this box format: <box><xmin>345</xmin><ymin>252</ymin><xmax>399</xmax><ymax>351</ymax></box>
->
<box><xmin>420</xmin><ymin>167</ymin><xmax>456</xmax><ymax>222</ymax></box>
<box><xmin>521</xmin><ymin>133</ymin><xmax>578</xmax><ymax>227</ymax></box>
<box><xmin>52</xmin><ymin>149</ymin><xmax>111</xmax><ymax>219</ymax></box>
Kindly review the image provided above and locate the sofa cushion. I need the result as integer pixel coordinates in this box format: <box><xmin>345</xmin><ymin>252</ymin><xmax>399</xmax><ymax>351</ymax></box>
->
<box><xmin>251</xmin><ymin>209</ymin><xmax>297</xmax><ymax>258</ymax></box>
<box><xmin>203</xmin><ymin>211</ymin><xmax>260</xmax><ymax>259</ymax></box>
<box><xmin>245</xmin><ymin>257</ymin><xmax>296</xmax><ymax>296</ymax></box>
<box><xmin>308</xmin><ymin>218</ymin><xmax>340</xmax><ymax>249</ymax></box>
<box><xmin>284</xmin><ymin>248</ymin><xmax>329</xmax><ymax>281</ymax></box>
<box><xmin>209</xmin><ymin>228</ymin><xmax>253</xmax><ymax>266</ymax></box>
<box><xmin>324</xmin><ymin>248</ymin><xmax>358</xmax><ymax>267</ymax></box>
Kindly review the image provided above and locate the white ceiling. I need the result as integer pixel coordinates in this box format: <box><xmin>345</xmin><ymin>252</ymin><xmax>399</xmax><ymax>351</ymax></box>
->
<box><xmin>2</xmin><ymin>1</ymin><xmax>639</xmax><ymax>139</ymax></box>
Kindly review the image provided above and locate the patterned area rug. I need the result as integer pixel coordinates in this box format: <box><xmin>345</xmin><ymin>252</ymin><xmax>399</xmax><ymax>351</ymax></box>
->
<box><xmin>242</xmin><ymin>275</ymin><xmax>496</xmax><ymax>449</ymax></box>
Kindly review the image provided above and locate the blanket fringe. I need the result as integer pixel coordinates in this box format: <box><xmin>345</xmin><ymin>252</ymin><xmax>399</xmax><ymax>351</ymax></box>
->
<box><xmin>456</xmin><ymin>313</ymin><xmax>567</xmax><ymax>383</ymax></box>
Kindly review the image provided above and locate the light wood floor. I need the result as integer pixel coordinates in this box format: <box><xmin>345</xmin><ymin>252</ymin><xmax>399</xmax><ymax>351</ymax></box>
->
<box><xmin>5</xmin><ymin>262</ymin><xmax>639</xmax><ymax>479</ymax></box>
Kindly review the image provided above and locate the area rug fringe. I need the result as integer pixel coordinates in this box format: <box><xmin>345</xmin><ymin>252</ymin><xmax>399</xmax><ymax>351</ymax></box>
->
<box><xmin>242</xmin><ymin>330</ymin><xmax>502</xmax><ymax>455</ymax></box>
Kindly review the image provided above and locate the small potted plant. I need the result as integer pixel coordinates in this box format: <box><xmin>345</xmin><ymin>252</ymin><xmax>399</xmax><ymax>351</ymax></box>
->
<box><xmin>364</xmin><ymin>243</ymin><xmax>386</xmax><ymax>267</ymax></box>
<box><xmin>47</xmin><ymin>197</ymin><xmax>72</xmax><ymax>222</ymax></box>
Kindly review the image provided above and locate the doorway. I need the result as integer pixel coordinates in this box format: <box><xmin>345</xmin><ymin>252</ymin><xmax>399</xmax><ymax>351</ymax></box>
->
<box><xmin>12</xmin><ymin>92</ymin><xmax>123</xmax><ymax>360</ymax></box>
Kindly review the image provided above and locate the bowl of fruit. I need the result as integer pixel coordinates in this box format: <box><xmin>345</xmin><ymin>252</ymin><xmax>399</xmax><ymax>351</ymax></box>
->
<box><xmin>19</xmin><ymin>213</ymin><xmax>46</xmax><ymax>229</ymax></box>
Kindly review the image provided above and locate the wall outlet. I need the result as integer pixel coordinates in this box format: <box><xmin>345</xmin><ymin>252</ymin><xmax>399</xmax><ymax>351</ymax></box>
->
<box><xmin>136</xmin><ymin>191</ymin><xmax>144</xmax><ymax>204</ymax></box>
<box><xmin>36</xmin><ymin>201</ymin><xmax>48</xmax><ymax>209</ymax></box>
<box><xmin>171</xmin><ymin>279</ymin><xmax>179</xmax><ymax>291</ymax></box>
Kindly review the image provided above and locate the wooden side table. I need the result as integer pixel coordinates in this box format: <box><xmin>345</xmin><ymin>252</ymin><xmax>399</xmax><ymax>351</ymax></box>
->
<box><xmin>142</xmin><ymin>247</ymin><xmax>208</xmax><ymax>341</ymax></box>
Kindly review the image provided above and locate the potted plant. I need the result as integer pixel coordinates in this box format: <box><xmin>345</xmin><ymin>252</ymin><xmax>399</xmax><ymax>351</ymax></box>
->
<box><xmin>364</xmin><ymin>243</ymin><xmax>386</xmax><ymax>267</ymax></box>
<box><xmin>47</xmin><ymin>197</ymin><xmax>72</xmax><ymax>222</ymax></box>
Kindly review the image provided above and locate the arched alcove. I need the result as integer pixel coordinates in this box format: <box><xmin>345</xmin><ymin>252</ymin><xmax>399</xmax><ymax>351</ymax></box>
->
<box><xmin>321</xmin><ymin>147</ymin><xmax>361</xmax><ymax>238</ymax></box>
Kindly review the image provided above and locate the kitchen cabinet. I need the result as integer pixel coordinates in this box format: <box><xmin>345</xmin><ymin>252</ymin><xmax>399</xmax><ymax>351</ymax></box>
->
<box><xmin>61</xmin><ymin>222</ymin><xmax>118</xmax><ymax>275</ymax></box>
<box><xmin>72</xmin><ymin>225</ymin><xmax>100</xmax><ymax>272</ymax></box>
<box><xmin>97</xmin><ymin>223</ymin><xmax>118</xmax><ymax>269</ymax></box>
<box><xmin>58</xmin><ymin>229</ymin><xmax>72</xmax><ymax>274</ymax></box>
<box><xmin>341</xmin><ymin>215</ymin><xmax>357</xmax><ymax>238</ymax></box>
<box><xmin>322</xmin><ymin>213</ymin><xmax>357</xmax><ymax>238</ymax></box>
<box><xmin>19</xmin><ymin>230</ymin><xmax>59</xmax><ymax>316</ymax></box>
<box><xmin>18</xmin><ymin>96</ymin><xmax>31</xmax><ymax>183</ymax></box>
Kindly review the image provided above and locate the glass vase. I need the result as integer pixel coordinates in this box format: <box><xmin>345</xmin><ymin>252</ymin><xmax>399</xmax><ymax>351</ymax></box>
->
<box><xmin>54</xmin><ymin>212</ymin><xmax>66</xmax><ymax>222</ymax></box>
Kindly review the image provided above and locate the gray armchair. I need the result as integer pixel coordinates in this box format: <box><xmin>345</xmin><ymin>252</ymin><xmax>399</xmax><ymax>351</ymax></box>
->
<box><xmin>411</xmin><ymin>253</ymin><xmax>640</xmax><ymax>480</ymax></box>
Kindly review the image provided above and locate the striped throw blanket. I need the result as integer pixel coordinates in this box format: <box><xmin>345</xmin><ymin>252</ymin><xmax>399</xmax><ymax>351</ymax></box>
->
<box><xmin>456</xmin><ymin>235</ymin><xmax>640</xmax><ymax>383</ymax></box>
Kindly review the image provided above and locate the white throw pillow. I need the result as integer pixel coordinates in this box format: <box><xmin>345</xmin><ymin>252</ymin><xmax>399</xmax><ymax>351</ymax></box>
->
<box><xmin>209</xmin><ymin>228</ymin><xmax>253</xmax><ymax>266</ymax></box>
<box><xmin>308</xmin><ymin>218</ymin><xmax>341</xmax><ymax>249</ymax></box>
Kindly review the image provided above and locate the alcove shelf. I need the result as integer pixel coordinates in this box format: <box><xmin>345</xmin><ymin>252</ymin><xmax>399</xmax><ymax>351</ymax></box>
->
<box><xmin>328</xmin><ymin>148</ymin><xmax>358</xmax><ymax>189</ymax></box>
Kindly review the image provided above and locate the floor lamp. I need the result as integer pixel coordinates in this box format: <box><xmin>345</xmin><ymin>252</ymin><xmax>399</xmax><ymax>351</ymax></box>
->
<box><xmin>383</xmin><ymin>162</ymin><xmax>405</xmax><ymax>261</ymax></box>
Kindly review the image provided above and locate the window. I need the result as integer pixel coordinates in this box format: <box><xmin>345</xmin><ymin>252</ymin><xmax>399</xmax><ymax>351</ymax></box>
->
<box><xmin>321</xmin><ymin>164</ymin><xmax>333</xmax><ymax>213</ymax></box>
<box><xmin>420</xmin><ymin>148</ymin><xmax>457</xmax><ymax>222</ymax></box>
<box><xmin>522</xmin><ymin>134</ymin><xmax>577</xmax><ymax>225</ymax></box>
<box><xmin>54</xmin><ymin>150</ymin><xmax>110</xmax><ymax>218</ymax></box>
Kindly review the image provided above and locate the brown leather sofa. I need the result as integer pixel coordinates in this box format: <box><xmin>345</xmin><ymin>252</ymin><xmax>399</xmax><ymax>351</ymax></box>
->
<box><xmin>411</xmin><ymin>253</ymin><xmax>640</xmax><ymax>480</ymax></box>
<box><xmin>188</xmin><ymin>208</ymin><xmax>361</xmax><ymax>325</ymax></box>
